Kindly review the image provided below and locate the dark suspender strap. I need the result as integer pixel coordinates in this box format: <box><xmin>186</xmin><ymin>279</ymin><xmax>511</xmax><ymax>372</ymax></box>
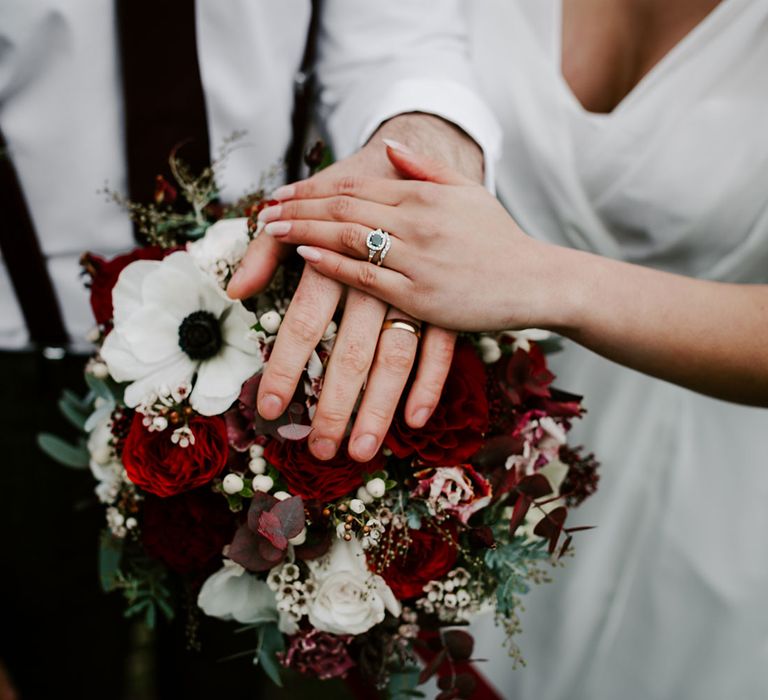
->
<box><xmin>286</xmin><ymin>0</ymin><xmax>321</xmax><ymax>182</ymax></box>
<box><xmin>0</xmin><ymin>129</ymin><xmax>69</xmax><ymax>347</ymax></box>
<box><xmin>116</xmin><ymin>0</ymin><xmax>211</xmax><ymax>238</ymax></box>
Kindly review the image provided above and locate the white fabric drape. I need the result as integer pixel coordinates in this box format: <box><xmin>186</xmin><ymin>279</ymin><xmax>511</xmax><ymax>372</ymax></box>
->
<box><xmin>466</xmin><ymin>2</ymin><xmax>768</xmax><ymax>699</ymax></box>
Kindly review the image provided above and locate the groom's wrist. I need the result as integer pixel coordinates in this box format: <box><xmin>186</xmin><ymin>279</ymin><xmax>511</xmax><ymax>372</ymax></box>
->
<box><xmin>369</xmin><ymin>113</ymin><xmax>484</xmax><ymax>183</ymax></box>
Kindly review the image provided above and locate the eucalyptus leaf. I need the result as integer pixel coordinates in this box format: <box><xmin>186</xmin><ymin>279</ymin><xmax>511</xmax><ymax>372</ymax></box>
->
<box><xmin>58</xmin><ymin>396</ymin><xmax>90</xmax><ymax>430</ymax></box>
<box><xmin>256</xmin><ymin>623</ymin><xmax>285</xmax><ymax>687</ymax></box>
<box><xmin>99</xmin><ymin>533</ymin><xmax>123</xmax><ymax>591</ymax></box>
<box><xmin>37</xmin><ymin>433</ymin><xmax>89</xmax><ymax>468</ymax></box>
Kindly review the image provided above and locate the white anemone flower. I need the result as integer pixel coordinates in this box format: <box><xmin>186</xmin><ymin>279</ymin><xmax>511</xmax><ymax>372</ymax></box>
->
<box><xmin>101</xmin><ymin>251</ymin><xmax>262</xmax><ymax>415</ymax></box>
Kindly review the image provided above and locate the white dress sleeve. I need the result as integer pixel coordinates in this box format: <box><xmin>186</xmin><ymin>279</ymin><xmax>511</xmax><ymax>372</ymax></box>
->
<box><xmin>315</xmin><ymin>0</ymin><xmax>502</xmax><ymax>189</ymax></box>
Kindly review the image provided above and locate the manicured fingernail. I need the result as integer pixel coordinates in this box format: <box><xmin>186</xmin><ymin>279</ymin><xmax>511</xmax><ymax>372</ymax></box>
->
<box><xmin>352</xmin><ymin>434</ymin><xmax>378</xmax><ymax>461</ymax></box>
<box><xmin>297</xmin><ymin>246</ymin><xmax>322</xmax><ymax>263</ymax></box>
<box><xmin>311</xmin><ymin>437</ymin><xmax>338</xmax><ymax>461</ymax></box>
<box><xmin>270</xmin><ymin>184</ymin><xmax>296</xmax><ymax>200</ymax></box>
<box><xmin>412</xmin><ymin>407</ymin><xmax>431</xmax><ymax>428</ymax></box>
<box><xmin>257</xmin><ymin>204</ymin><xmax>282</xmax><ymax>223</ymax></box>
<box><xmin>382</xmin><ymin>138</ymin><xmax>412</xmax><ymax>154</ymax></box>
<box><xmin>264</xmin><ymin>221</ymin><xmax>292</xmax><ymax>237</ymax></box>
<box><xmin>258</xmin><ymin>393</ymin><xmax>283</xmax><ymax>419</ymax></box>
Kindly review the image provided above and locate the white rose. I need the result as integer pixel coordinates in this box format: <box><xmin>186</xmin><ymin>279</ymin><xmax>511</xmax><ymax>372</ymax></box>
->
<box><xmin>187</xmin><ymin>218</ymin><xmax>250</xmax><ymax>283</ymax></box>
<box><xmin>307</xmin><ymin>537</ymin><xmax>400</xmax><ymax>635</ymax></box>
<box><xmin>197</xmin><ymin>559</ymin><xmax>279</xmax><ymax>625</ymax></box>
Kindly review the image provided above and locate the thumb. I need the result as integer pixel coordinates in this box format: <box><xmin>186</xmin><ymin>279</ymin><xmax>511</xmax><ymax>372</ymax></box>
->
<box><xmin>382</xmin><ymin>138</ymin><xmax>473</xmax><ymax>186</ymax></box>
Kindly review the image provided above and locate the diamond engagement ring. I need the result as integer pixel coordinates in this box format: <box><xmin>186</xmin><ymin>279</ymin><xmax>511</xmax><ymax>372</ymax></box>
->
<box><xmin>366</xmin><ymin>228</ymin><xmax>391</xmax><ymax>266</ymax></box>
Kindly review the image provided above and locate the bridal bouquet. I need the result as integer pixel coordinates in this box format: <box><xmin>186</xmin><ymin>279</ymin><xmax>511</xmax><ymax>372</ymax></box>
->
<box><xmin>42</xmin><ymin>150</ymin><xmax>599</xmax><ymax>698</ymax></box>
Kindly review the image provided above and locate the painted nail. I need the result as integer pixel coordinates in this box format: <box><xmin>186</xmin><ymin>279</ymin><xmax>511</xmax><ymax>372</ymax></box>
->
<box><xmin>257</xmin><ymin>204</ymin><xmax>282</xmax><ymax>223</ymax></box>
<box><xmin>312</xmin><ymin>437</ymin><xmax>338</xmax><ymax>461</ymax></box>
<box><xmin>382</xmin><ymin>138</ymin><xmax>412</xmax><ymax>154</ymax></box>
<box><xmin>264</xmin><ymin>221</ymin><xmax>292</xmax><ymax>237</ymax></box>
<box><xmin>270</xmin><ymin>184</ymin><xmax>296</xmax><ymax>200</ymax></box>
<box><xmin>411</xmin><ymin>407</ymin><xmax>431</xmax><ymax>428</ymax></box>
<box><xmin>296</xmin><ymin>245</ymin><xmax>322</xmax><ymax>263</ymax></box>
<box><xmin>258</xmin><ymin>393</ymin><xmax>283</xmax><ymax>419</ymax></box>
<box><xmin>352</xmin><ymin>434</ymin><xmax>378</xmax><ymax>461</ymax></box>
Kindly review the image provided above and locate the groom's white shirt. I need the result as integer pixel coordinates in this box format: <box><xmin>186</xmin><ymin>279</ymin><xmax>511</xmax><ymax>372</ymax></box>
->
<box><xmin>0</xmin><ymin>0</ymin><xmax>501</xmax><ymax>350</ymax></box>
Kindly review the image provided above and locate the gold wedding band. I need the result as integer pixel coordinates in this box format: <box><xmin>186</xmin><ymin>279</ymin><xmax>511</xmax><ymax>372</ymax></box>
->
<box><xmin>382</xmin><ymin>318</ymin><xmax>421</xmax><ymax>339</ymax></box>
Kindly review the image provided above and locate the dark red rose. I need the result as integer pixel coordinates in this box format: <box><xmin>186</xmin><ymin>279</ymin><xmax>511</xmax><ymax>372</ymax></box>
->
<box><xmin>82</xmin><ymin>247</ymin><xmax>169</xmax><ymax>326</ymax></box>
<box><xmin>264</xmin><ymin>438</ymin><xmax>382</xmax><ymax>503</ymax></box>
<box><xmin>385</xmin><ymin>342</ymin><xmax>489</xmax><ymax>466</ymax></box>
<box><xmin>122</xmin><ymin>413</ymin><xmax>229</xmax><ymax>497</ymax></box>
<box><xmin>142</xmin><ymin>487</ymin><xmax>235</xmax><ymax>577</ymax></box>
<box><xmin>495</xmin><ymin>345</ymin><xmax>554</xmax><ymax>406</ymax></box>
<box><xmin>378</xmin><ymin>523</ymin><xmax>458</xmax><ymax>600</ymax></box>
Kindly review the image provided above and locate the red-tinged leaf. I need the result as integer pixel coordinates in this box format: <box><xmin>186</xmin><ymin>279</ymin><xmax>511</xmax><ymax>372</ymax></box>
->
<box><xmin>565</xmin><ymin>525</ymin><xmax>596</xmax><ymax>533</ymax></box>
<box><xmin>418</xmin><ymin>649</ymin><xmax>448</xmax><ymax>685</ymax></box>
<box><xmin>257</xmin><ymin>536</ymin><xmax>285</xmax><ymax>564</ymax></box>
<box><xmin>228</xmin><ymin>525</ymin><xmax>274</xmax><ymax>572</ymax></box>
<box><xmin>271</xmin><ymin>496</ymin><xmax>305</xmax><ymax>539</ymax></box>
<box><xmin>443</xmin><ymin>630</ymin><xmax>474</xmax><ymax>662</ymax></box>
<box><xmin>559</xmin><ymin>534</ymin><xmax>573</xmax><ymax>559</ymax></box>
<box><xmin>277</xmin><ymin>423</ymin><xmax>313</xmax><ymax>440</ymax></box>
<box><xmin>257</xmin><ymin>510</ymin><xmax>288</xmax><ymax>550</ymax></box>
<box><xmin>436</xmin><ymin>689</ymin><xmax>460</xmax><ymax>700</ymax></box>
<box><xmin>294</xmin><ymin>528</ymin><xmax>333</xmax><ymax>560</ymax></box>
<box><xmin>533</xmin><ymin>505</ymin><xmax>567</xmax><ymax>543</ymax></box>
<box><xmin>247</xmin><ymin>491</ymin><xmax>278</xmax><ymax>532</ymax></box>
<box><xmin>473</xmin><ymin>435</ymin><xmax>525</xmax><ymax>470</ymax></box>
<box><xmin>437</xmin><ymin>676</ymin><xmax>452</xmax><ymax>691</ymax></box>
<box><xmin>509</xmin><ymin>495</ymin><xmax>532</xmax><ymax>534</ymax></box>
<box><xmin>516</xmin><ymin>473</ymin><xmax>553</xmax><ymax>499</ymax></box>
<box><xmin>454</xmin><ymin>673</ymin><xmax>477</xmax><ymax>699</ymax></box>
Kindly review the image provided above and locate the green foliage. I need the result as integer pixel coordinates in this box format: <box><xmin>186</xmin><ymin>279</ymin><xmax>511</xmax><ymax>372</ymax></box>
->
<box><xmin>388</xmin><ymin>667</ymin><xmax>423</xmax><ymax>698</ymax></box>
<box><xmin>37</xmin><ymin>433</ymin><xmax>89</xmax><ymax>468</ymax></box>
<box><xmin>485</xmin><ymin>538</ymin><xmax>550</xmax><ymax>617</ymax></box>
<box><xmin>256</xmin><ymin>622</ymin><xmax>285</xmax><ymax>687</ymax></box>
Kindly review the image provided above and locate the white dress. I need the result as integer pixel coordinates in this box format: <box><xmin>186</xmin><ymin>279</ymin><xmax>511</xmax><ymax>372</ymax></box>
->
<box><xmin>465</xmin><ymin>2</ymin><xmax>768</xmax><ymax>699</ymax></box>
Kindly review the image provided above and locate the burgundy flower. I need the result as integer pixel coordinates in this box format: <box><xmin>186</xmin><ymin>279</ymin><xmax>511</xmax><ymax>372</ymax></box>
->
<box><xmin>82</xmin><ymin>247</ymin><xmax>169</xmax><ymax>327</ymax></box>
<box><xmin>385</xmin><ymin>342</ymin><xmax>489</xmax><ymax>466</ymax></box>
<box><xmin>279</xmin><ymin>629</ymin><xmax>355</xmax><ymax>681</ymax></box>
<box><xmin>122</xmin><ymin>413</ymin><xmax>229</xmax><ymax>497</ymax></box>
<box><xmin>142</xmin><ymin>487</ymin><xmax>235</xmax><ymax>577</ymax></box>
<box><xmin>265</xmin><ymin>438</ymin><xmax>382</xmax><ymax>503</ymax></box>
<box><xmin>379</xmin><ymin>523</ymin><xmax>458</xmax><ymax>600</ymax></box>
<box><xmin>494</xmin><ymin>345</ymin><xmax>554</xmax><ymax>406</ymax></box>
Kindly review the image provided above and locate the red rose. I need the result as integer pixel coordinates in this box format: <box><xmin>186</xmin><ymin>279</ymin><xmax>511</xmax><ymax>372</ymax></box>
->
<box><xmin>264</xmin><ymin>438</ymin><xmax>382</xmax><ymax>503</ymax></box>
<box><xmin>122</xmin><ymin>413</ymin><xmax>229</xmax><ymax>497</ymax></box>
<box><xmin>142</xmin><ymin>487</ymin><xmax>235</xmax><ymax>576</ymax></box>
<box><xmin>82</xmin><ymin>247</ymin><xmax>168</xmax><ymax>326</ymax></box>
<box><xmin>378</xmin><ymin>523</ymin><xmax>458</xmax><ymax>600</ymax></box>
<box><xmin>385</xmin><ymin>342</ymin><xmax>489</xmax><ymax>466</ymax></box>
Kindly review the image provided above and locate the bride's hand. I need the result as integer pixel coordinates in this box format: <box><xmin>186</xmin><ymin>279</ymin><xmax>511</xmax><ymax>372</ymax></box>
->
<box><xmin>259</xmin><ymin>141</ymin><xmax>566</xmax><ymax>332</ymax></box>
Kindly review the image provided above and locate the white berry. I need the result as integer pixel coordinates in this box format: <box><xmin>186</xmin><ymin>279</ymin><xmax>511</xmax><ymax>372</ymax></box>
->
<box><xmin>288</xmin><ymin>527</ymin><xmax>307</xmax><ymax>546</ymax></box>
<box><xmin>249</xmin><ymin>444</ymin><xmax>264</xmax><ymax>459</ymax></box>
<box><xmin>252</xmin><ymin>474</ymin><xmax>274</xmax><ymax>492</ymax></box>
<box><xmin>349</xmin><ymin>498</ymin><xmax>366</xmax><ymax>514</ymax></box>
<box><xmin>259</xmin><ymin>310</ymin><xmax>282</xmax><ymax>334</ymax></box>
<box><xmin>478</xmin><ymin>336</ymin><xmax>502</xmax><ymax>364</ymax></box>
<box><xmin>365</xmin><ymin>477</ymin><xmax>386</xmax><ymax>499</ymax></box>
<box><xmin>249</xmin><ymin>457</ymin><xmax>267</xmax><ymax>474</ymax></box>
<box><xmin>356</xmin><ymin>486</ymin><xmax>374</xmax><ymax>505</ymax></box>
<box><xmin>223</xmin><ymin>473</ymin><xmax>245</xmax><ymax>494</ymax></box>
<box><xmin>273</xmin><ymin>490</ymin><xmax>291</xmax><ymax>501</ymax></box>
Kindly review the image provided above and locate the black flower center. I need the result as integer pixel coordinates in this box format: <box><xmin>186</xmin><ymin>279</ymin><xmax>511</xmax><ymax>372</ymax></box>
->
<box><xmin>178</xmin><ymin>310</ymin><xmax>222</xmax><ymax>360</ymax></box>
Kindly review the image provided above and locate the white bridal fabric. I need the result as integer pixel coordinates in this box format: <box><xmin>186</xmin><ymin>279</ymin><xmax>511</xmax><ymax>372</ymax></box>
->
<box><xmin>465</xmin><ymin>1</ymin><xmax>768</xmax><ymax>699</ymax></box>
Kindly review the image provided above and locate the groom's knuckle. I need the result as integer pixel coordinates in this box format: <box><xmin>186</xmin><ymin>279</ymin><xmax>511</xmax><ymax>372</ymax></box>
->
<box><xmin>337</xmin><ymin>341</ymin><xmax>370</xmax><ymax>375</ymax></box>
<box><xmin>381</xmin><ymin>339</ymin><xmax>415</xmax><ymax>373</ymax></box>
<box><xmin>329</xmin><ymin>196</ymin><xmax>353</xmax><ymax>219</ymax></box>
<box><xmin>285</xmin><ymin>310</ymin><xmax>320</xmax><ymax>345</ymax></box>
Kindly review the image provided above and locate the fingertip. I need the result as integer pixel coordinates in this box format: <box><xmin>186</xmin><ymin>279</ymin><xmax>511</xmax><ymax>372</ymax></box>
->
<box><xmin>297</xmin><ymin>245</ymin><xmax>322</xmax><ymax>263</ymax></box>
<box><xmin>406</xmin><ymin>405</ymin><xmax>433</xmax><ymax>429</ymax></box>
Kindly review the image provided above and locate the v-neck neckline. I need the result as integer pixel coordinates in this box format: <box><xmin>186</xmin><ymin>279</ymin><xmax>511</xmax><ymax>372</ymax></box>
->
<box><xmin>555</xmin><ymin>0</ymin><xmax>732</xmax><ymax>120</ymax></box>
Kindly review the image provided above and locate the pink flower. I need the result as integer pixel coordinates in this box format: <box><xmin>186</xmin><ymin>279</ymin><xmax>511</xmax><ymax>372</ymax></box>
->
<box><xmin>279</xmin><ymin>629</ymin><xmax>355</xmax><ymax>680</ymax></box>
<box><xmin>412</xmin><ymin>465</ymin><xmax>493</xmax><ymax>525</ymax></box>
<box><xmin>504</xmin><ymin>411</ymin><xmax>567</xmax><ymax>479</ymax></box>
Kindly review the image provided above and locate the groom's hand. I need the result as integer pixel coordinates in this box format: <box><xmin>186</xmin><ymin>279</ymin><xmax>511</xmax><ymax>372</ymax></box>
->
<box><xmin>228</xmin><ymin>113</ymin><xmax>483</xmax><ymax>461</ymax></box>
